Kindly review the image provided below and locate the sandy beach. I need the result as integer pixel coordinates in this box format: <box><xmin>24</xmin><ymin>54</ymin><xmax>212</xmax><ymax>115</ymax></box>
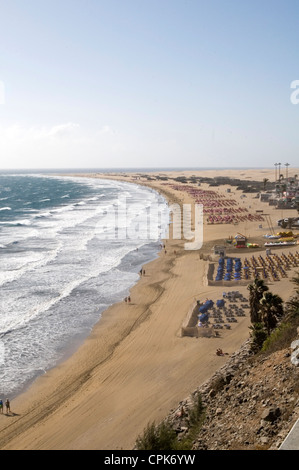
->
<box><xmin>0</xmin><ymin>168</ymin><xmax>298</xmax><ymax>450</ymax></box>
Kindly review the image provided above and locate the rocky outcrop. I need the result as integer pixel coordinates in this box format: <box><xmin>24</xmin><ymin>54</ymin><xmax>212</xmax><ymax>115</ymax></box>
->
<box><xmin>291</xmin><ymin>339</ymin><xmax>299</xmax><ymax>367</ymax></box>
<box><xmin>166</xmin><ymin>336</ymin><xmax>299</xmax><ymax>450</ymax></box>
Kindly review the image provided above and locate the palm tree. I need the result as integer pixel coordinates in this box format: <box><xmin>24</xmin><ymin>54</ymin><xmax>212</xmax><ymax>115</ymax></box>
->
<box><xmin>247</xmin><ymin>278</ymin><xmax>269</xmax><ymax>324</ymax></box>
<box><xmin>263</xmin><ymin>178</ymin><xmax>269</xmax><ymax>191</ymax></box>
<box><xmin>260</xmin><ymin>292</ymin><xmax>284</xmax><ymax>335</ymax></box>
<box><xmin>249</xmin><ymin>322</ymin><xmax>268</xmax><ymax>351</ymax></box>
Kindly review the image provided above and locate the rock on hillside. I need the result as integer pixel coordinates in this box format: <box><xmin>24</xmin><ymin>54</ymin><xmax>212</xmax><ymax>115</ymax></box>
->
<box><xmin>166</xmin><ymin>338</ymin><xmax>299</xmax><ymax>450</ymax></box>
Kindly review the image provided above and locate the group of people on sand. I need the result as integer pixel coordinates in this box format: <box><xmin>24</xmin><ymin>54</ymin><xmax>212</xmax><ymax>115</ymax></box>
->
<box><xmin>0</xmin><ymin>398</ymin><xmax>11</xmax><ymax>415</ymax></box>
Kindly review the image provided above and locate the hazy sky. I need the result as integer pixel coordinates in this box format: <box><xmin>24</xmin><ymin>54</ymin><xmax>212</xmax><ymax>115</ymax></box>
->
<box><xmin>0</xmin><ymin>0</ymin><xmax>299</xmax><ymax>169</ymax></box>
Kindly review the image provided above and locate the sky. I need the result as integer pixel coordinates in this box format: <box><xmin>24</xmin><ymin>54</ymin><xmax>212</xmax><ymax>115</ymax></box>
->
<box><xmin>0</xmin><ymin>0</ymin><xmax>299</xmax><ymax>169</ymax></box>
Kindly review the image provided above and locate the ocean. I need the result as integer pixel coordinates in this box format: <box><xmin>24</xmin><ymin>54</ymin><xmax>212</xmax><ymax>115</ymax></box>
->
<box><xmin>0</xmin><ymin>173</ymin><xmax>169</xmax><ymax>399</ymax></box>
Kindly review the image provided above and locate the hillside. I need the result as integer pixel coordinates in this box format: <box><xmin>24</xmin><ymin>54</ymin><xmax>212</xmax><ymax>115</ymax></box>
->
<box><xmin>166</xmin><ymin>336</ymin><xmax>299</xmax><ymax>450</ymax></box>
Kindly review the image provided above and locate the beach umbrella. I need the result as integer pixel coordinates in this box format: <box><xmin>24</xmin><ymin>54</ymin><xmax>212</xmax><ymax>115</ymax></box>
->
<box><xmin>198</xmin><ymin>313</ymin><xmax>209</xmax><ymax>323</ymax></box>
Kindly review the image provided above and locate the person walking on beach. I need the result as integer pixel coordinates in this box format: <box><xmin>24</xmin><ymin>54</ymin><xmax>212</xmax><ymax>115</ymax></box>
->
<box><xmin>0</xmin><ymin>399</ymin><xmax>3</xmax><ymax>414</ymax></box>
<box><xmin>5</xmin><ymin>398</ymin><xmax>10</xmax><ymax>415</ymax></box>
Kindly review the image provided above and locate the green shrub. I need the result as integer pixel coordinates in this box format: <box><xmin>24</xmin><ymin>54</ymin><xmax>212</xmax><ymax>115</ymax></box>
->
<box><xmin>135</xmin><ymin>394</ymin><xmax>205</xmax><ymax>451</ymax></box>
<box><xmin>177</xmin><ymin>394</ymin><xmax>206</xmax><ymax>450</ymax></box>
<box><xmin>262</xmin><ymin>321</ymin><xmax>299</xmax><ymax>354</ymax></box>
<box><xmin>249</xmin><ymin>323</ymin><xmax>268</xmax><ymax>351</ymax></box>
<box><xmin>135</xmin><ymin>421</ymin><xmax>177</xmax><ymax>450</ymax></box>
<box><xmin>188</xmin><ymin>394</ymin><xmax>204</xmax><ymax>427</ymax></box>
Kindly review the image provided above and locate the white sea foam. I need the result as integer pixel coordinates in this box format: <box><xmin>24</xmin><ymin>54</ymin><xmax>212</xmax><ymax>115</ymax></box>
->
<box><xmin>0</xmin><ymin>240</ymin><xmax>62</xmax><ymax>288</ymax></box>
<box><xmin>0</xmin><ymin>175</ymin><xmax>169</xmax><ymax>398</ymax></box>
<box><xmin>35</xmin><ymin>212</ymin><xmax>52</xmax><ymax>218</ymax></box>
<box><xmin>0</xmin><ymin>218</ymin><xmax>32</xmax><ymax>226</ymax></box>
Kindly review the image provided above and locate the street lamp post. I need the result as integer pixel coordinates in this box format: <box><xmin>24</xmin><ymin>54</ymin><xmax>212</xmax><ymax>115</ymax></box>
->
<box><xmin>278</xmin><ymin>163</ymin><xmax>281</xmax><ymax>181</ymax></box>
<box><xmin>285</xmin><ymin>163</ymin><xmax>290</xmax><ymax>181</ymax></box>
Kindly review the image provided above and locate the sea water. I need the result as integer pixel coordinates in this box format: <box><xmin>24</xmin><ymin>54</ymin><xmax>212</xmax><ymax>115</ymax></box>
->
<box><xmin>0</xmin><ymin>173</ymin><xmax>169</xmax><ymax>398</ymax></box>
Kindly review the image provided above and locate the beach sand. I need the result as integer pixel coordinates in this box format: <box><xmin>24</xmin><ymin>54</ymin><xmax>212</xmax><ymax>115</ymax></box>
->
<box><xmin>0</xmin><ymin>168</ymin><xmax>298</xmax><ymax>450</ymax></box>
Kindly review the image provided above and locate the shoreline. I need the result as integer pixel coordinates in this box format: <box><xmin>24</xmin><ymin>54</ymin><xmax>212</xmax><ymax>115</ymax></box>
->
<box><xmin>0</xmin><ymin>168</ymin><xmax>298</xmax><ymax>450</ymax></box>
